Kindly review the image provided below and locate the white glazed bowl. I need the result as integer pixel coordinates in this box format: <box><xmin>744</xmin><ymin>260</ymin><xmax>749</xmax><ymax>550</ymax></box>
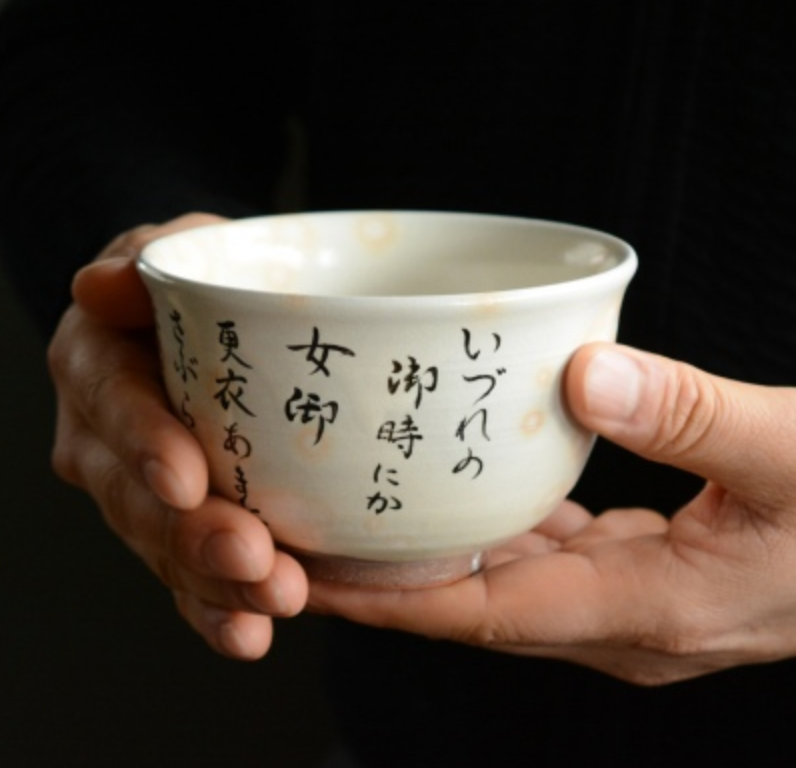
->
<box><xmin>138</xmin><ymin>211</ymin><xmax>637</xmax><ymax>587</ymax></box>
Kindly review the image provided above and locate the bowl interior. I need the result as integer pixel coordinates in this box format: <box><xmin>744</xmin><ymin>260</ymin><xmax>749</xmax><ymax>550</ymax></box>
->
<box><xmin>140</xmin><ymin>211</ymin><xmax>632</xmax><ymax>299</ymax></box>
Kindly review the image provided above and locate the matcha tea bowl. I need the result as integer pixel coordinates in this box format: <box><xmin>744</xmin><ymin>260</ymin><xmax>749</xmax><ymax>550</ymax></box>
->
<box><xmin>138</xmin><ymin>211</ymin><xmax>637</xmax><ymax>588</ymax></box>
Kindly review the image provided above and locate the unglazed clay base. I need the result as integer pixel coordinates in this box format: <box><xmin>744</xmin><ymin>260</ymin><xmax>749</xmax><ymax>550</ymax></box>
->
<box><xmin>293</xmin><ymin>549</ymin><xmax>484</xmax><ymax>589</ymax></box>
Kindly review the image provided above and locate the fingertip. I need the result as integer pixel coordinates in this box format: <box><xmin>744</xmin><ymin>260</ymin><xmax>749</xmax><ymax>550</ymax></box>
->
<box><xmin>565</xmin><ymin>342</ymin><xmax>646</xmax><ymax>430</ymax></box>
<box><xmin>74</xmin><ymin>216</ymin><xmax>229</xmax><ymax>327</ymax></box>
<box><xmin>565</xmin><ymin>342</ymin><xmax>611</xmax><ymax>411</ymax></box>
<box><xmin>72</xmin><ymin>256</ymin><xmax>154</xmax><ymax>328</ymax></box>
<box><xmin>143</xmin><ymin>419</ymin><xmax>212</xmax><ymax>509</ymax></box>
<box><xmin>532</xmin><ymin>499</ymin><xmax>594</xmax><ymax>540</ymax></box>
<box><xmin>216</xmin><ymin>615</ymin><xmax>273</xmax><ymax>660</ymax></box>
<box><xmin>240</xmin><ymin>550</ymin><xmax>309</xmax><ymax>616</ymax></box>
<box><xmin>71</xmin><ymin>258</ymin><xmax>113</xmax><ymax>309</ymax></box>
<box><xmin>143</xmin><ymin>454</ymin><xmax>208</xmax><ymax>510</ymax></box>
<box><xmin>175</xmin><ymin>592</ymin><xmax>273</xmax><ymax>660</ymax></box>
<box><xmin>271</xmin><ymin>550</ymin><xmax>310</xmax><ymax>615</ymax></box>
<box><xmin>201</xmin><ymin>527</ymin><xmax>274</xmax><ymax>583</ymax></box>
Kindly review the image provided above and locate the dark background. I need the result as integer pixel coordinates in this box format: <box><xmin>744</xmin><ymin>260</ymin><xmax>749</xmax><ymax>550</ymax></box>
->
<box><xmin>0</xmin><ymin>1</ymin><xmax>336</xmax><ymax>760</ymax></box>
<box><xmin>0</xmin><ymin>263</ymin><xmax>337</xmax><ymax>765</ymax></box>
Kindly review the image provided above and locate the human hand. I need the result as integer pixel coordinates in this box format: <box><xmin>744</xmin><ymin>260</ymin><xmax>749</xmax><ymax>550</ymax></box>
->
<box><xmin>49</xmin><ymin>213</ymin><xmax>308</xmax><ymax>659</ymax></box>
<box><xmin>309</xmin><ymin>342</ymin><xmax>796</xmax><ymax>685</ymax></box>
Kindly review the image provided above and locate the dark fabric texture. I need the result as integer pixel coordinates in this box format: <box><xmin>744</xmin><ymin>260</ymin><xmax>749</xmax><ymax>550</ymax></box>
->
<box><xmin>1</xmin><ymin>0</ymin><xmax>795</xmax><ymax>765</ymax></box>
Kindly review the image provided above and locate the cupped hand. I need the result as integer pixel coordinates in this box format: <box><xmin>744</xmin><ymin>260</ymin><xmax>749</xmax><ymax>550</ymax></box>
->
<box><xmin>49</xmin><ymin>213</ymin><xmax>308</xmax><ymax>659</ymax></box>
<box><xmin>310</xmin><ymin>343</ymin><xmax>796</xmax><ymax>685</ymax></box>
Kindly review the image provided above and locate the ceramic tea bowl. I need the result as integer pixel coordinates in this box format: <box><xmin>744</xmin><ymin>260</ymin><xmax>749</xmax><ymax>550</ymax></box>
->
<box><xmin>138</xmin><ymin>211</ymin><xmax>637</xmax><ymax>588</ymax></box>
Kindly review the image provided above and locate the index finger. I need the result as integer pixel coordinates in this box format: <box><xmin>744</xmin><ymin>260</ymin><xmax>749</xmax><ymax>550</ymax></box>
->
<box><xmin>72</xmin><ymin>214</ymin><xmax>226</xmax><ymax>328</ymax></box>
<box><xmin>49</xmin><ymin>305</ymin><xmax>208</xmax><ymax>509</ymax></box>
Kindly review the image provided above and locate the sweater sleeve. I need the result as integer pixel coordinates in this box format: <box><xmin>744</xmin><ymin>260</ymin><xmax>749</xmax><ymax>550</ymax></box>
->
<box><xmin>0</xmin><ymin>0</ymin><xmax>298</xmax><ymax>335</ymax></box>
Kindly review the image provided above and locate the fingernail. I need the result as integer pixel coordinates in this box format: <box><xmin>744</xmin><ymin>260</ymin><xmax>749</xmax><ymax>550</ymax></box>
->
<box><xmin>71</xmin><ymin>257</ymin><xmax>128</xmax><ymax>300</ymax></box>
<box><xmin>202</xmin><ymin>531</ymin><xmax>261</xmax><ymax>581</ymax></box>
<box><xmin>75</xmin><ymin>255</ymin><xmax>127</xmax><ymax>277</ymax></box>
<box><xmin>584</xmin><ymin>350</ymin><xmax>642</xmax><ymax>421</ymax></box>
<box><xmin>200</xmin><ymin>603</ymin><xmax>254</xmax><ymax>658</ymax></box>
<box><xmin>243</xmin><ymin>577</ymin><xmax>289</xmax><ymax>616</ymax></box>
<box><xmin>143</xmin><ymin>458</ymin><xmax>191</xmax><ymax>508</ymax></box>
<box><xmin>216</xmin><ymin>621</ymin><xmax>255</xmax><ymax>659</ymax></box>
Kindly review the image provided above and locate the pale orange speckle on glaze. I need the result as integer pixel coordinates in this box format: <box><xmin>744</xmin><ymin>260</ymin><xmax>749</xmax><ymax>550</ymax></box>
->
<box><xmin>363</xmin><ymin>514</ymin><xmax>389</xmax><ymax>536</ymax></box>
<box><xmin>354</xmin><ymin>213</ymin><xmax>397</xmax><ymax>253</ymax></box>
<box><xmin>520</xmin><ymin>409</ymin><xmax>545</xmax><ymax>436</ymax></box>
<box><xmin>534</xmin><ymin>366</ymin><xmax>554</xmax><ymax>389</ymax></box>
<box><xmin>474</xmin><ymin>292</ymin><xmax>503</xmax><ymax>316</ymax></box>
<box><xmin>269</xmin><ymin>217</ymin><xmax>317</xmax><ymax>251</ymax></box>
<box><xmin>585</xmin><ymin>301</ymin><xmax>621</xmax><ymax>342</ymax></box>
<box><xmin>262</xmin><ymin>263</ymin><xmax>296</xmax><ymax>293</ymax></box>
<box><xmin>294</xmin><ymin>423</ymin><xmax>333</xmax><ymax>461</ymax></box>
<box><xmin>260</xmin><ymin>487</ymin><xmax>337</xmax><ymax>543</ymax></box>
<box><xmin>569</xmin><ymin>430</ymin><xmax>593</xmax><ymax>464</ymax></box>
<box><xmin>283</xmin><ymin>292</ymin><xmax>312</xmax><ymax>311</ymax></box>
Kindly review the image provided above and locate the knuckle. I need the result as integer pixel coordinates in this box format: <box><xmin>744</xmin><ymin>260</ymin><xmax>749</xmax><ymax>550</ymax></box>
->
<box><xmin>450</xmin><ymin>619</ymin><xmax>492</xmax><ymax>647</ymax></box>
<box><xmin>82</xmin><ymin>368</ymin><xmax>120</xmax><ymax>424</ymax></box>
<box><xmin>120</xmin><ymin>230</ymin><xmax>152</xmax><ymax>259</ymax></box>
<box><xmin>93</xmin><ymin>460</ymin><xmax>138</xmax><ymax>540</ymax></box>
<box><xmin>51</xmin><ymin>439</ymin><xmax>81</xmax><ymax>486</ymax></box>
<box><xmin>49</xmin><ymin>403</ymin><xmax>89</xmax><ymax>490</ymax></box>
<box><xmin>469</xmin><ymin>615</ymin><xmax>522</xmax><ymax>648</ymax></box>
<box><xmin>231</xmin><ymin>582</ymin><xmax>264</xmax><ymax>614</ymax></box>
<box><xmin>172</xmin><ymin>590</ymin><xmax>191</xmax><ymax>622</ymax></box>
<box><xmin>636</xmin><ymin>626</ymin><xmax>708</xmax><ymax>660</ymax></box>
<box><xmin>457</xmin><ymin>608</ymin><xmax>519</xmax><ymax>649</ymax></box>
<box><xmin>46</xmin><ymin>323</ymin><xmax>73</xmax><ymax>383</ymax></box>
<box><xmin>618</xmin><ymin>666</ymin><xmax>684</xmax><ymax>688</ymax></box>
<box><xmin>632</xmin><ymin>606</ymin><xmax>715</xmax><ymax>663</ymax></box>
<box><xmin>154</xmin><ymin>507</ymin><xmax>185</xmax><ymax>572</ymax></box>
<box><xmin>175</xmin><ymin>211</ymin><xmax>225</xmax><ymax>228</ymax></box>
<box><xmin>150</xmin><ymin>554</ymin><xmax>186</xmax><ymax>593</ymax></box>
<box><xmin>104</xmin><ymin>225</ymin><xmax>156</xmax><ymax>261</ymax></box>
<box><xmin>101</xmin><ymin>214</ymin><xmax>224</xmax><ymax>262</ymax></box>
<box><xmin>648</xmin><ymin>365</ymin><xmax>721</xmax><ymax>460</ymax></box>
<box><xmin>97</xmin><ymin>469</ymin><xmax>192</xmax><ymax>595</ymax></box>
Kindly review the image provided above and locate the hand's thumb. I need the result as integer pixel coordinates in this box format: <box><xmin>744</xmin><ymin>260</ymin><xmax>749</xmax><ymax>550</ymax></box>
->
<box><xmin>566</xmin><ymin>343</ymin><xmax>796</xmax><ymax>501</ymax></box>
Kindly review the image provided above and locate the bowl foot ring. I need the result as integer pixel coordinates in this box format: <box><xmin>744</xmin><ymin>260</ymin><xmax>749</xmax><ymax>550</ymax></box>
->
<box><xmin>290</xmin><ymin>549</ymin><xmax>484</xmax><ymax>590</ymax></box>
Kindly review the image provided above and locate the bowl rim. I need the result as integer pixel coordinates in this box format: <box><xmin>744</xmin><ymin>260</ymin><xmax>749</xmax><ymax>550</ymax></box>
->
<box><xmin>137</xmin><ymin>209</ymin><xmax>638</xmax><ymax>309</ymax></box>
